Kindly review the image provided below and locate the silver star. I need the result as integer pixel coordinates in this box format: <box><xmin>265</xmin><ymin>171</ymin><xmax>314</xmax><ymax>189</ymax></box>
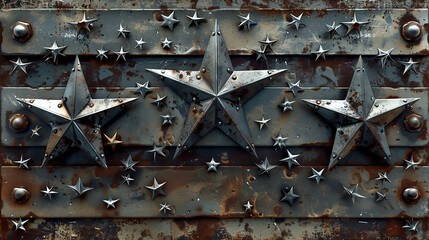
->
<box><xmin>326</xmin><ymin>21</ymin><xmax>340</xmax><ymax>36</ymax></box>
<box><xmin>340</xmin><ymin>12</ymin><xmax>369</xmax><ymax>37</ymax></box>
<box><xmin>145</xmin><ymin>177</ymin><xmax>166</xmax><ymax>199</ymax></box>
<box><xmin>10</xmin><ymin>57</ymin><xmax>32</xmax><ymax>75</ymax></box>
<box><xmin>135</xmin><ymin>38</ymin><xmax>146</xmax><ymax>50</ymax></box>
<box><xmin>376</xmin><ymin>48</ymin><xmax>394</xmax><ymax>68</ymax></box>
<box><xmin>161</xmin><ymin>37</ymin><xmax>173</xmax><ymax>49</ymax></box>
<box><xmin>43</xmin><ymin>41</ymin><xmax>67</xmax><ymax>64</ymax></box>
<box><xmin>121</xmin><ymin>155</ymin><xmax>139</xmax><ymax>172</ymax></box>
<box><xmin>117</xmin><ymin>24</ymin><xmax>130</xmax><ymax>38</ymax></box>
<box><xmin>103</xmin><ymin>132</ymin><xmax>122</xmax><ymax>152</ymax></box>
<box><xmin>160</xmin><ymin>11</ymin><xmax>180</xmax><ymax>31</ymax></box>
<box><xmin>375</xmin><ymin>191</ymin><xmax>388</xmax><ymax>202</ymax></box>
<box><xmin>375</xmin><ymin>172</ymin><xmax>391</xmax><ymax>183</ymax></box>
<box><xmin>399</xmin><ymin>58</ymin><xmax>418</xmax><ymax>74</ymax></box>
<box><xmin>103</xmin><ymin>196</ymin><xmax>119</xmax><ymax>208</ymax></box>
<box><xmin>187</xmin><ymin>11</ymin><xmax>205</xmax><ymax>28</ymax></box>
<box><xmin>147</xmin><ymin>141</ymin><xmax>166</xmax><ymax>161</ymax></box>
<box><xmin>287</xmin><ymin>80</ymin><xmax>303</xmax><ymax>97</ymax></box>
<box><xmin>258</xmin><ymin>35</ymin><xmax>277</xmax><ymax>52</ymax></box>
<box><xmin>41</xmin><ymin>186</ymin><xmax>58</xmax><ymax>200</ymax></box>
<box><xmin>343</xmin><ymin>184</ymin><xmax>366</xmax><ymax>204</ymax></box>
<box><xmin>68</xmin><ymin>12</ymin><xmax>98</xmax><ymax>35</ymax></box>
<box><xmin>161</xmin><ymin>114</ymin><xmax>175</xmax><ymax>126</ymax></box>
<box><xmin>96</xmin><ymin>46</ymin><xmax>109</xmax><ymax>61</ymax></box>
<box><xmin>135</xmin><ymin>81</ymin><xmax>152</xmax><ymax>97</ymax></box>
<box><xmin>114</xmin><ymin>46</ymin><xmax>129</xmax><ymax>61</ymax></box>
<box><xmin>280</xmin><ymin>150</ymin><xmax>300</xmax><ymax>169</ymax></box>
<box><xmin>303</xmin><ymin>56</ymin><xmax>419</xmax><ymax>169</ymax></box>
<box><xmin>152</xmin><ymin>93</ymin><xmax>166</xmax><ymax>108</ymax></box>
<box><xmin>206</xmin><ymin>158</ymin><xmax>220</xmax><ymax>172</ymax></box>
<box><xmin>255</xmin><ymin>157</ymin><xmax>277</xmax><ymax>175</ymax></box>
<box><xmin>280</xmin><ymin>186</ymin><xmax>300</xmax><ymax>206</ymax></box>
<box><xmin>122</xmin><ymin>174</ymin><xmax>134</xmax><ymax>185</ymax></box>
<box><xmin>312</xmin><ymin>45</ymin><xmax>329</xmax><ymax>61</ymax></box>
<box><xmin>159</xmin><ymin>203</ymin><xmax>171</xmax><ymax>214</ymax></box>
<box><xmin>30</xmin><ymin>124</ymin><xmax>42</xmax><ymax>139</ymax></box>
<box><xmin>272</xmin><ymin>133</ymin><xmax>288</xmax><ymax>150</ymax></box>
<box><xmin>147</xmin><ymin>20</ymin><xmax>286</xmax><ymax>159</ymax></box>
<box><xmin>403</xmin><ymin>219</ymin><xmax>419</xmax><ymax>232</ymax></box>
<box><xmin>308</xmin><ymin>168</ymin><xmax>325</xmax><ymax>184</ymax></box>
<box><xmin>279</xmin><ymin>97</ymin><xmax>295</xmax><ymax>112</ymax></box>
<box><xmin>254</xmin><ymin>47</ymin><xmax>267</xmax><ymax>61</ymax></box>
<box><xmin>404</xmin><ymin>156</ymin><xmax>419</xmax><ymax>170</ymax></box>
<box><xmin>255</xmin><ymin>116</ymin><xmax>270</xmax><ymax>130</ymax></box>
<box><xmin>13</xmin><ymin>155</ymin><xmax>30</xmax><ymax>169</ymax></box>
<box><xmin>67</xmin><ymin>177</ymin><xmax>93</xmax><ymax>197</ymax></box>
<box><xmin>238</xmin><ymin>13</ymin><xmax>257</xmax><ymax>30</ymax></box>
<box><xmin>243</xmin><ymin>201</ymin><xmax>253</xmax><ymax>211</ymax></box>
<box><xmin>16</xmin><ymin>57</ymin><xmax>138</xmax><ymax>168</ymax></box>
<box><xmin>287</xmin><ymin>13</ymin><xmax>304</xmax><ymax>30</ymax></box>
<box><xmin>12</xmin><ymin>218</ymin><xmax>28</xmax><ymax>231</ymax></box>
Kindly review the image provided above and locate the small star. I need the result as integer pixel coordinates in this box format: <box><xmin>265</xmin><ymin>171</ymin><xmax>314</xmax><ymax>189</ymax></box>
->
<box><xmin>287</xmin><ymin>13</ymin><xmax>304</xmax><ymax>30</ymax></box>
<box><xmin>404</xmin><ymin>156</ymin><xmax>419</xmax><ymax>170</ymax></box>
<box><xmin>122</xmin><ymin>174</ymin><xmax>134</xmax><ymax>185</ymax></box>
<box><xmin>272</xmin><ymin>133</ymin><xmax>288</xmax><ymax>150</ymax></box>
<box><xmin>243</xmin><ymin>201</ymin><xmax>253</xmax><ymax>212</ymax></box>
<box><xmin>103</xmin><ymin>132</ymin><xmax>122</xmax><ymax>151</ymax></box>
<box><xmin>254</xmin><ymin>47</ymin><xmax>267</xmax><ymax>61</ymax></box>
<box><xmin>326</xmin><ymin>21</ymin><xmax>340</xmax><ymax>36</ymax></box>
<box><xmin>13</xmin><ymin>155</ymin><xmax>30</xmax><ymax>169</ymax></box>
<box><xmin>121</xmin><ymin>155</ymin><xmax>139</xmax><ymax>172</ymax></box>
<box><xmin>343</xmin><ymin>184</ymin><xmax>366</xmax><ymax>204</ymax></box>
<box><xmin>96</xmin><ymin>46</ymin><xmax>109</xmax><ymax>61</ymax></box>
<box><xmin>258</xmin><ymin>35</ymin><xmax>277</xmax><ymax>52</ymax></box>
<box><xmin>255</xmin><ymin>116</ymin><xmax>271</xmax><ymax>130</ymax></box>
<box><xmin>161</xmin><ymin>37</ymin><xmax>173</xmax><ymax>49</ymax></box>
<box><xmin>135</xmin><ymin>81</ymin><xmax>152</xmax><ymax>97</ymax></box>
<box><xmin>117</xmin><ymin>24</ymin><xmax>130</xmax><ymax>38</ymax></box>
<box><xmin>12</xmin><ymin>218</ymin><xmax>28</xmax><ymax>231</ymax></box>
<box><xmin>147</xmin><ymin>141</ymin><xmax>166</xmax><ymax>161</ymax></box>
<box><xmin>312</xmin><ymin>45</ymin><xmax>329</xmax><ymax>61</ymax></box>
<box><xmin>187</xmin><ymin>11</ymin><xmax>205</xmax><ymax>28</ymax></box>
<box><xmin>340</xmin><ymin>12</ymin><xmax>369</xmax><ymax>37</ymax></box>
<box><xmin>403</xmin><ymin>219</ymin><xmax>419</xmax><ymax>232</ymax></box>
<box><xmin>9</xmin><ymin>57</ymin><xmax>32</xmax><ymax>75</ymax></box>
<box><xmin>287</xmin><ymin>80</ymin><xmax>302</xmax><ymax>97</ymax></box>
<box><xmin>279</xmin><ymin>97</ymin><xmax>295</xmax><ymax>112</ymax></box>
<box><xmin>256</xmin><ymin>157</ymin><xmax>277</xmax><ymax>175</ymax></box>
<box><xmin>376</xmin><ymin>48</ymin><xmax>394</xmax><ymax>68</ymax></box>
<box><xmin>30</xmin><ymin>124</ymin><xmax>42</xmax><ymax>139</ymax></box>
<box><xmin>308</xmin><ymin>168</ymin><xmax>325</xmax><ymax>185</ymax></box>
<box><xmin>135</xmin><ymin>38</ymin><xmax>146</xmax><ymax>50</ymax></box>
<box><xmin>280</xmin><ymin>150</ymin><xmax>300</xmax><ymax>169</ymax></box>
<box><xmin>152</xmin><ymin>93</ymin><xmax>167</xmax><ymax>108</ymax></box>
<box><xmin>68</xmin><ymin>12</ymin><xmax>98</xmax><ymax>35</ymax></box>
<box><xmin>206</xmin><ymin>158</ymin><xmax>220</xmax><ymax>172</ymax></box>
<box><xmin>375</xmin><ymin>191</ymin><xmax>388</xmax><ymax>202</ymax></box>
<box><xmin>43</xmin><ymin>41</ymin><xmax>67</xmax><ymax>64</ymax></box>
<box><xmin>159</xmin><ymin>203</ymin><xmax>171</xmax><ymax>214</ymax></box>
<box><xmin>41</xmin><ymin>186</ymin><xmax>58</xmax><ymax>200</ymax></box>
<box><xmin>238</xmin><ymin>13</ymin><xmax>257</xmax><ymax>30</ymax></box>
<box><xmin>103</xmin><ymin>196</ymin><xmax>119</xmax><ymax>208</ymax></box>
<box><xmin>114</xmin><ymin>47</ymin><xmax>129</xmax><ymax>61</ymax></box>
<box><xmin>375</xmin><ymin>172</ymin><xmax>391</xmax><ymax>183</ymax></box>
<box><xmin>161</xmin><ymin>11</ymin><xmax>180</xmax><ymax>31</ymax></box>
<box><xmin>67</xmin><ymin>177</ymin><xmax>93</xmax><ymax>197</ymax></box>
<box><xmin>161</xmin><ymin>114</ymin><xmax>175</xmax><ymax>126</ymax></box>
<box><xmin>145</xmin><ymin>177</ymin><xmax>166</xmax><ymax>199</ymax></box>
<box><xmin>280</xmin><ymin>186</ymin><xmax>300</xmax><ymax>206</ymax></box>
<box><xmin>399</xmin><ymin>58</ymin><xmax>418</xmax><ymax>74</ymax></box>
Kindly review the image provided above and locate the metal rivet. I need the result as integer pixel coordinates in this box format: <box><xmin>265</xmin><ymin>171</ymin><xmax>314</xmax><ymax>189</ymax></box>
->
<box><xmin>192</xmin><ymin>97</ymin><xmax>197</xmax><ymax>102</ymax></box>
<box><xmin>57</xmin><ymin>104</ymin><xmax>62</xmax><ymax>108</ymax></box>
<box><xmin>196</xmin><ymin>75</ymin><xmax>201</xmax><ymax>80</ymax></box>
<box><xmin>267</xmin><ymin>70</ymin><xmax>272</xmax><ymax>74</ymax></box>
<box><xmin>232</xmin><ymin>75</ymin><xmax>237</xmax><ymax>80</ymax></box>
<box><xmin>314</xmin><ymin>106</ymin><xmax>319</xmax><ymax>110</ymax></box>
<box><xmin>161</xmin><ymin>70</ymin><xmax>165</xmax><ymax>74</ymax></box>
<box><xmin>89</xmin><ymin>103</ymin><xmax>94</xmax><ymax>107</ymax></box>
<box><xmin>11</xmin><ymin>187</ymin><xmax>30</xmax><ymax>204</ymax></box>
<box><xmin>9</xmin><ymin>114</ymin><xmax>29</xmax><ymax>132</ymax></box>
<box><xmin>11</xmin><ymin>21</ymin><xmax>32</xmax><ymax>43</ymax></box>
<box><xmin>401</xmin><ymin>21</ymin><xmax>423</xmax><ymax>41</ymax></box>
<box><xmin>404</xmin><ymin>113</ymin><xmax>423</xmax><ymax>132</ymax></box>
<box><xmin>218</xmin><ymin>121</ymin><xmax>222</xmax><ymax>126</ymax></box>
<box><xmin>202</xmin><ymin>68</ymin><xmax>206</xmax><ymax>73</ymax></box>
<box><xmin>403</xmin><ymin>187</ymin><xmax>420</xmax><ymax>201</ymax></box>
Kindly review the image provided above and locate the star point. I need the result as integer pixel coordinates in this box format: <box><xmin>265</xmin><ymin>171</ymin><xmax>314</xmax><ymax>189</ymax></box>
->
<box><xmin>67</xmin><ymin>177</ymin><xmax>93</xmax><ymax>197</ymax></box>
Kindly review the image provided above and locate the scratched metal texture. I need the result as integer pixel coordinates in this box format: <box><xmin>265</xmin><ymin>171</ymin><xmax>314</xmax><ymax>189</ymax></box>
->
<box><xmin>1</xmin><ymin>0</ymin><xmax>429</xmax><ymax>239</ymax></box>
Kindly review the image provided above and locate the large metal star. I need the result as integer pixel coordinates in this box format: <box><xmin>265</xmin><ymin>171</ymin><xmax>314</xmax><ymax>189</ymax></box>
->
<box><xmin>340</xmin><ymin>12</ymin><xmax>369</xmax><ymax>37</ymax></box>
<box><xmin>16</xmin><ymin>56</ymin><xmax>138</xmax><ymax>168</ymax></box>
<box><xmin>68</xmin><ymin>12</ymin><xmax>98</xmax><ymax>35</ymax></box>
<box><xmin>303</xmin><ymin>56</ymin><xmax>419</xmax><ymax>169</ymax></box>
<box><xmin>147</xmin><ymin>20</ymin><xmax>286</xmax><ymax>159</ymax></box>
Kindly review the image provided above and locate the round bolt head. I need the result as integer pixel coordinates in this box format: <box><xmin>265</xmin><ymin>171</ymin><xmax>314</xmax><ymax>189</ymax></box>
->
<box><xmin>401</xmin><ymin>21</ymin><xmax>422</xmax><ymax>41</ymax></box>
<box><xmin>9</xmin><ymin>113</ymin><xmax>29</xmax><ymax>132</ymax></box>
<box><xmin>11</xmin><ymin>21</ymin><xmax>33</xmax><ymax>42</ymax></box>
<box><xmin>403</xmin><ymin>187</ymin><xmax>420</xmax><ymax>201</ymax></box>
<box><xmin>11</xmin><ymin>187</ymin><xmax>30</xmax><ymax>203</ymax></box>
<box><xmin>404</xmin><ymin>113</ymin><xmax>423</xmax><ymax>132</ymax></box>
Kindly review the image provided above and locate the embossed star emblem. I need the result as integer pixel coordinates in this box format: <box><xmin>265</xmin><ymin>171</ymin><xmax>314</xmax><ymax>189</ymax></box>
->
<box><xmin>16</xmin><ymin>57</ymin><xmax>138</xmax><ymax>168</ymax></box>
<box><xmin>10</xmin><ymin>57</ymin><xmax>32</xmax><ymax>75</ymax></box>
<box><xmin>147</xmin><ymin>20</ymin><xmax>286</xmax><ymax>158</ymax></box>
<box><xmin>303</xmin><ymin>56</ymin><xmax>419</xmax><ymax>169</ymax></box>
